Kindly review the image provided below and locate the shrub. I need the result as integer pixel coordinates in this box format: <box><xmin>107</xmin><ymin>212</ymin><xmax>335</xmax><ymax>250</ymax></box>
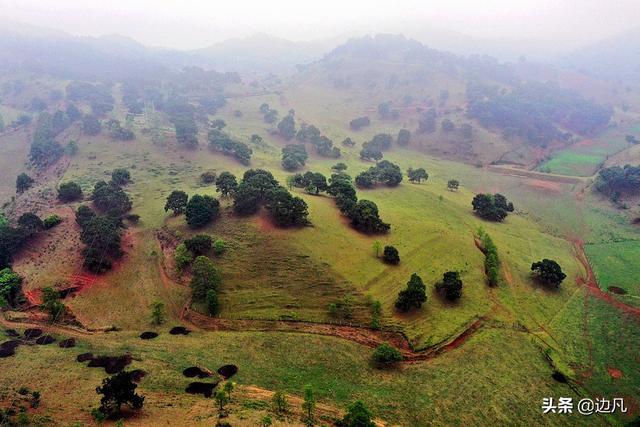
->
<box><xmin>184</xmin><ymin>235</ymin><xmax>212</xmax><ymax>255</ymax></box>
<box><xmin>372</xmin><ymin>343</ymin><xmax>403</xmax><ymax>368</ymax></box>
<box><xmin>435</xmin><ymin>271</ymin><xmax>463</xmax><ymax>301</ymax></box>
<box><xmin>213</xmin><ymin>239</ymin><xmax>226</xmax><ymax>256</ymax></box>
<box><xmin>16</xmin><ymin>173</ymin><xmax>35</xmax><ymax>193</ymax></box>
<box><xmin>43</xmin><ymin>214</ymin><xmax>62</xmax><ymax>229</ymax></box>
<box><xmin>382</xmin><ymin>246</ymin><xmax>400</xmax><ymax>264</ymax></box>
<box><xmin>57</xmin><ymin>182</ymin><xmax>83</xmax><ymax>202</ymax></box>
<box><xmin>174</xmin><ymin>243</ymin><xmax>193</xmax><ymax>272</ymax></box>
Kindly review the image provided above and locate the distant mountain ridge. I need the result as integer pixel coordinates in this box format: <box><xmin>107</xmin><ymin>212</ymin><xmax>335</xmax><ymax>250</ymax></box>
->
<box><xmin>560</xmin><ymin>28</ymin><xmax>640</xmax><ymax>84</ymax></box>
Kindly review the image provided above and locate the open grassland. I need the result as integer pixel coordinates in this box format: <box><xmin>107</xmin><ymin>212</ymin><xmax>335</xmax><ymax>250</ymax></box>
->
<box><xmin>548</xmin><ymin>288</ymin><xmax>640</xmax><ymax>422</ymax></box>
<box><xmin>0</xmin><ymin>129</ymin><xmax>30</xmax><ymax>203</ymax></box>
<box><xmin>1</xmin><ymin>325</ymin><xmax>604</xmax><ymax>426</ymax></box>
<box><xmin>537</xmin><ymin>124</ymin><xmax>637</xmax><ymax>177</ymax></box>
<box><xmin>585</xmin><ymin>240</ymin><xmax>640</xmax><ymax>307</ymax></box>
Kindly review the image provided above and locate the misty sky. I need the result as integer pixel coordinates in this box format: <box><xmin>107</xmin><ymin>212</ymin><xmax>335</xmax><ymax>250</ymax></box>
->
<box><xmin>0</xmin><ymin>0</ymin><xmax>637</xmax><ymax>50</ymax></box>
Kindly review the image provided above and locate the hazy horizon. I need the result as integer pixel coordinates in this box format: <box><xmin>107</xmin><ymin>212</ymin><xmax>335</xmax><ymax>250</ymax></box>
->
<box><xmin>0</xmin><ymin>0</ymin><xmax>638</xmax><ymax>53</ymax></box>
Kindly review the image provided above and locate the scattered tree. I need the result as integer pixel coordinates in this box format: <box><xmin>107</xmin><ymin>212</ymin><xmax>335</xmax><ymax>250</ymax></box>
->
<box><xmin>277</xmin><ymin>113</ymin><xmax>297</xmax><ymax>140</ymax></box>
<box><xmin>372</xmin><ymin>343</ymin><xmax>403</xmax><ymax>368</ymax></box>
<box><xmin>95</xmin><ymin>371</ymin><xmax>144</xmax><ymax>419</ymax></box>
<box><xmin>165</xmin><ymin>190</ymin><xmax>188</xmax><ymax>215</ymax></box>
<box><xmin>302</xmin><ymin>385</ymin><xmax>316</xmax><ymax>426</ymax></box>
<box><xmin>174</xmin><ymin>243</ymin><xmax>194</xmax><ymax>272</ymax></box>
<box><xmin>16</xmin><ymin>173</ymin><xmax>35</xmax><ymax>193</ymax></box>
<box><xmin>41</xmin><ymin>287</ymin><xmax>65</xmax><ymax>320</ymax></box>
<box><xmin>407</xmin><ymin>167</ymin><xmax>428</xmax><ymax>183</ymax></box>
<box><xmin>531</xmin><ymin>259</ymin><xmax>566</xmax><ymax>288</ymax></box>
<box><xmin>341</xmin><ymin>401</ymin><xmax>375</xmax><ymax>427</ymax></box>
<box><xmin>272</xmin><ymin>391</ymin><xmax>288</xmax><ymax>414</ymax></box>
<box><xmin>382</xmin><ymin>246</ymin><xmax>400</xmax><ymax>265</ymax></box>
<box><xmin>435</xmin><ymin>271</ymin><xmax>463</xmax><ymax>301</ymax></box>
<box><xmin>350</xmin><ymin>200</ymin><xmax>390</xmax><ymax>233</ymax></box>
<box><xmin>92</xmin><ymin>181</ymin><xmax>132</xmax><ymax>215</ymax></box>
<box><xmin>395</xmin><ymin>273</ymin><xmax>426</xmax><ymax>311</ymax></box>
<box><xmin>447</xmin><ymin>179</ymin><xmax>459</xmax><ymax>191</ymax></box>
<box><xmin>397</xmin><ymin>129</ymin><xmax>411</xmax><ymax>146</ymax></box>
<box><xmin>472</xmin><ymin>193</ymin><xmax>514</xmax><ymax>221</ymax></box>
<box><xmin>150</xmin><ymin>301</ymin><xmax>165</xmax><ymax>325</ymax></box>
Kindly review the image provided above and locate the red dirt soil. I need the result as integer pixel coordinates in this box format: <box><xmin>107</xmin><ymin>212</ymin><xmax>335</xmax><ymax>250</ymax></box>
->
<box><xmin>607</xmin><ymin>367</ymin><xmax>623</xmax><ymax>379</ymax></box>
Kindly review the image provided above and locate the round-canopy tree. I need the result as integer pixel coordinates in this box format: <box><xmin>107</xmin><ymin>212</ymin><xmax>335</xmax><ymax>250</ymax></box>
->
<box><xmin>185</xmin><ymin>195</ymin><xmax>219</xmax><ymax>228</ymax></box>
<box><xmin>531</xmin><ymin>259</ymin><xmax>566</xmax><ymax>288</ymax></box>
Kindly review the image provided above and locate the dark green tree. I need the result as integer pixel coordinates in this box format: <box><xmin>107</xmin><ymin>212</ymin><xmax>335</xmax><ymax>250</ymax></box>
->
<box><xmin>17</xmin><ymin>213</ymin><xmax>43</xmax><ymax>235</ymax></box>
<box><xmin>340</xmin><ymin>401</ymin><xmax>375</xmax><ymax>427</ymax></box>
<box><xmin>372</xmin><ymin>343</ymin><xmax>403</xmax><ymax>368</ymax></box>
<box><xmin>215</xmin><ymin>172</ymin><xmax>238</xmax><ymax>197</ymax></box>
<box><xmin>206</xmin><ymin>288</ymin><xmax>219</xmax><ymax>315</ymax></box>
<box><xmin>184</xmin><ymin>234</ymin><xmax>212</xmax><ymax>255</ymax></box>
<box><xmin>58</xmin><ymin>182</ymin><xmax>83</xmax><ymax>202</ymax></box>
<box><xmin>435</xmin><ymin>271</ymin><xmax>463</xmax><ymax>301</ymax></box>
<box><xmin>382</xmin><ymin>246</ymin><xmax>400</xmax><ymax>265</ymax></box>
<box><xmin>92</xmin><ymin>181</ymin><xmax>132</xmax><ymax>215</ymax></box>
<box><xmin>95</xmin><ymin>371</ymin><xmax>144</xmax><ymax>419</ymax></box>
<box><xmin>164</xmin><ymin>190</ymin><xmax>189</xmax><ymax>215</ymax></box>
<box><xmin>111</xmin><ymin>169</ymin><xmax>131</xmax><ymax>186</ymax></box>
<box><xmin>407</xmin><ymin>167</ymin><xmax>428</xmax><ymax>183</ymax></box>
<box><xmin>395</xmin><ymin>273</ymin><xmax>426</xmax><ymax>311</ymax></box>
<box><xmin>472</xmin><ymin>193</ymin><xmax>514</xmax><ymax>222</ymax></box>
<box><xmin>531</xmin><ymin>259</ymin><xmax>566</xmax><ymax>288</ymax></box>
<box><xmin>190</xmin><ymin>255</ymin><xmax>221</xmax><ymax>301</ymax></box>
<box><xmin>16</xmin><ymin>173</ymin><xmax>34</xmax><ymax>193</ymax></box>
<box><xmin>185</xmin><ymin>195</ymin><xmax>219</xmax><ymax>228</ymax></box>
<box><xmin>350</xmin><ymin>200</ymin><xmax>390</xmax><ymax>233</ymax></box>
<box><xmin>264</xmin><ymin>187</ymin><xmax>309</xmax><ymax>226</ymax></box>
<box><xmin>277</xmin><ymin>113</ymin><xmax>296</xmax><ymax>140</ymax></box>
<box><xmin>397</xmin><ymin>129</ymin><xmax>411</xmax><ymax>146</ymax></box>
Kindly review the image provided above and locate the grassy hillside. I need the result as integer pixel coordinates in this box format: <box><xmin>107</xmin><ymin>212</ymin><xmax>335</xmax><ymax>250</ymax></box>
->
<box><xmin>1</xmin><ymin>49</ymin><xmax>639</xmax><ymax>425</ymax></box>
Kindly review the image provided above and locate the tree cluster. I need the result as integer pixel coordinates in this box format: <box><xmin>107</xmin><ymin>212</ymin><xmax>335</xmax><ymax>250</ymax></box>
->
<box><xmin>594</xmin><ymin>164</ymin><xmax>640</xmax><ymax>201</ymax></box>
<box><xmin>355</xmin><ymin>160</ymin><xmax>403</xmax><ymax>188</ymax></box>
<box><xmin>466</xmin><ymin>81</ymin><xmax>612</xmax><ymax>146</ymax></box>
<box><xmin>76</xmin><ymin>205</ymin><xmax>123</xmax><ymax>273</ymax></box>
<box><xmin>478</xmin><ymin>228</ymin><xmax>500</xmax><ymax>286</ymax></box>
<box><xmin>233</xmin><ymin>169</ymin><xmax>309</xmax><ymax>227</ymax></box>
<box><xmin>296</xmin><ymin>123</ymin><xmax>340</xmax><ymax>158</ymax></box>
<box><xmin>328</xmin><ymin>173</ymin><xmax>390</xmax><ymax>233</ymax></box>
<box><xmin>92</xmin><ymin>180</ymin><xmax>132</xmax><ymax>215</ymax></box>
<box><xmin>281</xmin><ymin>144</ymin><xmax>308</xmax><ymax>171</ymax></box>
<box><xmin>260</xmin><ymin>103</ymin><xmax>278</xmax><ymax>123</ymax></box>
<box><xmin>207</xmin><ymin>129</ymin><xmax>252</xmax><ymax>165</ymax></box>
<box><xmin>359</xmin><ymin>133</ymin><xmax>393</xmax><ymax>161</ymax></box>
<box><xmin>407</xmin><ymin>167</ymin><xmax>428</xmax><ymax>183</ymax></box>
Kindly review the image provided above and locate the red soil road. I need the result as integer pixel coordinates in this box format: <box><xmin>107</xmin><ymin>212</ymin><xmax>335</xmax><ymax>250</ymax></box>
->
<box><xmin>184</xmin><ymin>308</ymin><xmax>489</xmax><ymax>363</ymax></box>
